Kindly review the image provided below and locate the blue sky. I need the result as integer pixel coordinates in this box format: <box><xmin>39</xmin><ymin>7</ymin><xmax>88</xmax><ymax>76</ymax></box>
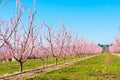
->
<box><xmin>0</xmin><ymin>0</ymin><xmax>120</xmax><ymax>44</ymax></box>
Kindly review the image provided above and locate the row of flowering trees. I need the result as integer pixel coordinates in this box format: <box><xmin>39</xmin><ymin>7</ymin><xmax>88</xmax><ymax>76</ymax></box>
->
<box><xmin>0</xmin><ymin>20</ymin><xmax>103</xmax><ymax>72</ymax></box>
<box><xmin>109</xmin><ymin>27</ymin><xmax>120</xmax><ymax>53</ymax></box>
<box><xmin>0</xmin><ymin>0</ymin><xmax>103</xmax><ymax>72</ymax></box>
<box><xmin>109</xmin><ymin>37</ymin><xmax>120</xmax><ymax>53</ymax></box>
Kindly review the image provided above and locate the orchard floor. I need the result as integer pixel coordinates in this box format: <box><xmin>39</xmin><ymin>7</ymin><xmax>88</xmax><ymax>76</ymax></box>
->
<box><xmin>26</xmin><ymin>53</ymin><xmax>120</xmax><ymax>80</ymax></box>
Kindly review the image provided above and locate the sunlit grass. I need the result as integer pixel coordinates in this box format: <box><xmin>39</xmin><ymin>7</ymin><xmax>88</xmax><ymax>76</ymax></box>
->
<box><xmin>0</xmin><ymin>55</ymin><xmax>77</xmax><ymax>76</ymax></box>
<box><xmin>26</xmin><ymin>53</ymin><xmax>120</xmax><ymax>80</ymax></box>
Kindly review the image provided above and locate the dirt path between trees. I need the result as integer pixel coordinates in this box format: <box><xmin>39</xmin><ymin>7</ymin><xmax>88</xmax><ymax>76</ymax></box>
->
<box><xmin>0</xmin><ymin>54</ymin><xmax>100</xmax><ymax>80</ymax></box>
<box><xmin>111</xmin><ymin>53</ymin><xmax>120</xmax><ymax>57</ymax></box>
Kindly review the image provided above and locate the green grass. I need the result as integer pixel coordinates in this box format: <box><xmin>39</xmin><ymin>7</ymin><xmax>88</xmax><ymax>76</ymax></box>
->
<box><xmin>26</xmin><ymin>53</ymin><xmax>120</xmax><ymax>80</ymax></box>
<box><xmin>0</xmin><ymin>55</ymin><xmax>77</xmax><ymax>76</ymax></box>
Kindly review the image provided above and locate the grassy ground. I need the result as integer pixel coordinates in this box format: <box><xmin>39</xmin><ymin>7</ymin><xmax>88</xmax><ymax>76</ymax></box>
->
<box><xmin>26</xmin><ymin>53</ymin><xmax>120</xmax><ymax>80</ymax></box>
<box><xmin>0</xmin><ymin>55</ymin><xmax>77</xmax><ymax>76</ymax></box>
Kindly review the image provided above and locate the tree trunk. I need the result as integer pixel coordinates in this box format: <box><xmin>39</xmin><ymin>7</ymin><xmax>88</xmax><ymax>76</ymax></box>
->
<box><xmin>78</xmin><ymin>54</ymin><xmax>80</xmax><ymax>58</ymax></box>
<box><xmin>70</xmin><ymin>55</ymin><xmax>72</xmax><ymax>61</ymax></box>
<box><xmin>19</xmin><ymin>62</ymin><xmax>23</xmax><ymax>72</ymax></box>
<box><xmin>62</xmin><ymin>55</ymin><xmax>66</xmax><ymax>63</ymax></box>
<box><xmin>55</xmin><ymin>57</ymin><xmax>58</xmax><ymax>65</ymax></box>
<box><xmin>46</xmin><ymin>56</ymin><xmax>49</xmax><ymax>67</ymax></box>
<box><xmin>80</xmin><ymin>54</ymin><xmax>82</xmax><ymax>58</ymax></box>
<box><xmin>64</xmin><ymin>57</ymin><xmax>66</xmax><ymax>63</ymax></box>
<box><xmin>42</xmin><ymin>59</ymin><xmax>45</xmax><ymax>68</ymax></box>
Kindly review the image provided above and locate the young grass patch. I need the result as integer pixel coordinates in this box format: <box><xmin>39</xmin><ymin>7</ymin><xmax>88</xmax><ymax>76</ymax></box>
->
<box><xmin>0</xmin><ymin>55</ymin><xmax>77</xmax><ymax>76</ymax></box>
<box><xmin>26</xmin><ymin>53</ymin><xmax>120</xmax><ymax>80</ymax></box>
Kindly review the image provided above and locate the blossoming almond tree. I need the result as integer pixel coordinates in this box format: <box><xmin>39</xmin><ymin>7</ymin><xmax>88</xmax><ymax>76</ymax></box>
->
<box><xmin>3</xmin><ymin>0</ymin><xmax>41</xmax><ymax>72</ymax></box>
<box><xmin>33</xmin><ymin>36</ymin><xmax>50</xmax><ymax>68</ymax></box>
<box><xmin>44</xmin><ymin>24</ymin><xmax>57</xmax><ymax>64</ymax></box>
<box><xmin>44</xmin><ymin>23</ymin><xmax>69</xmax><ymax>65</ymax></box>
<box><xmin>54</xmin><ymin>25</ymin><xmax>68</xmax><ymax>64</ymax></box>
<box><xmin>0</xmin><ymin>0</ymin><xmax>27</xmax><ymax>62</ymax></box>
<box><xmin>109</xmin><ymin>38</ymin><xmax>120</xmax><ymax>53</ymax></box>
<box><xmin>5</xmin><ymin>19</ymin><xmax>35</xmax><ymax>72</ymax></box>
